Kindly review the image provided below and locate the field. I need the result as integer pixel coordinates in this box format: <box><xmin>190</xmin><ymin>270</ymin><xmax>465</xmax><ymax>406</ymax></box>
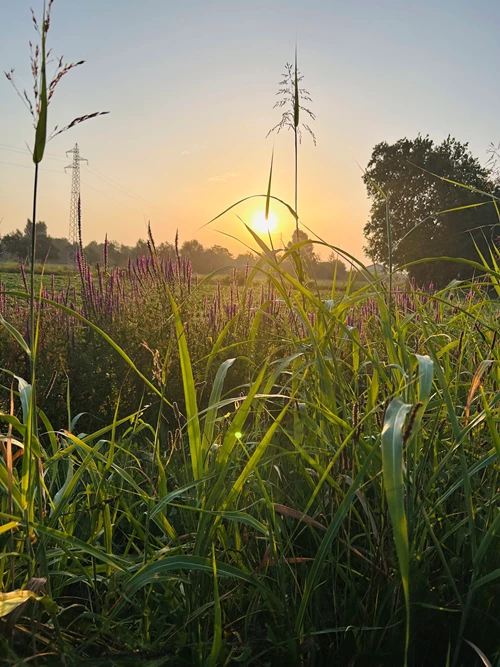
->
<box><xmin>1</xmin><ymin>242</ymin><xmax>500</xmax><ymax>667</ymax></box>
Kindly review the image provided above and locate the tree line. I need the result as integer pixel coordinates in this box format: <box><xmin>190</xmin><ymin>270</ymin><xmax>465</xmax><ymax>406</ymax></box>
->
<box><xmin>0</xmin><ymin>222</ymin><xmax>348</xmax><ymax>280</ymax></box>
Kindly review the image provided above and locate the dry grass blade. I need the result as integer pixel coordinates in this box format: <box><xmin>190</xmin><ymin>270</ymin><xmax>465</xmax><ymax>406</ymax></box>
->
<box><xmin>49</xmin><ymin>111</ymin><xmax>109</xmax><ymax>140</ymax></box>
<box><xmin>273</xmin><ymin>503</ymin><xmax>327</xmax><ymax>531</ymax></box>
<box><xmin>465</xmin><ymin>360</ymin><xmax>494</xmax><ymax>424</ymax></box>
<box><xmin>257</xmin><ymin>557</ymin><xmax>314</xmax><ymax>570</ymax></box>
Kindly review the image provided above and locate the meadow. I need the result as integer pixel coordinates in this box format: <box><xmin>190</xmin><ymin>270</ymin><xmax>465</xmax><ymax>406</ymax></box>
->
<box><xmin>1</xmin><ymin>239</ymin><xmax>500</xmax><ymax>666</ymax></box>
<box><xmin>2</xmin><ymin>3</ymin><xmax>500</xmax><ymax>666</ymax></box>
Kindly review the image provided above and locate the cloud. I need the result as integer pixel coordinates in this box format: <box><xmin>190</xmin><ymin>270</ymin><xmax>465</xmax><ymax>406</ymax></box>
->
<box><xmin>208</xmin><ymin>172</ymin><xmax>238</xmax><ymax>183</ymax></box>
<box><xmin>181</xmin><ymin>150</ymin><xmax>190</xmax><ymax>155</ymax></box>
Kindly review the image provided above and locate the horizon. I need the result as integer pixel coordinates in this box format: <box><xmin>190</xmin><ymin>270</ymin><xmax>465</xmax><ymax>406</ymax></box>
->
<box><xmin>2</xmin><ymin>0</ymin><xmax>500</xmax><ymax>262</ymax></box>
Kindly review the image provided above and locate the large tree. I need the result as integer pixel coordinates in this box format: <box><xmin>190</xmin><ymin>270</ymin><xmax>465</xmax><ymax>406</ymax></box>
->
<box><xmin>287</xmin><ymin>229</ymin><xmax>319</xmax><ymax>268</ymax></box>
<box><xmin>363</xmin><ymin>135</ymin><xmax>500</xmax><ymax>285</ymax></box>
<box><xmin>1</xmin><ymin>220</ymin><xmax>56</xmax><ymax>262</ymax></box>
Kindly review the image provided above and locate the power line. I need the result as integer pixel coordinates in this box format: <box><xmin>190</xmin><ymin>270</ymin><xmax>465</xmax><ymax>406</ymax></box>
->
<box><xmin>0</xmin><ymin>157</ymin><xmax>144</xmax><ymax>214</ymax></box>
<box><xmin>0</xmin><ymin>144</ymin><xmax>68</xmax><ymax>163</ymax></box>
<box><xmin>0</xmin><ymin>159</ymin><xmax>65</xmax><ymax>175</ymax></box>
<box><xmin>0</xmin><ymin>143</ymin><xmax>166</xmax><ymax>212</ymax></box>
<box><xmin>81</xmin><ymin>179</ymin><xmax>143</xmax><ymax>213</ymax></box>
<box><xmin>85</xmin><ymin>164</ymin><xmax>167</xmax><ymax>214</ymax></box>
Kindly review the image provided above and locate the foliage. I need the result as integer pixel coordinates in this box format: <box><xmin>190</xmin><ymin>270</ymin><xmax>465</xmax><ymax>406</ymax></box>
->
<box><xmin>1</xmin><ymin>239</ymin><xmax>500</xmax><ymax>666</ymax></box>
<box><xmin>0</xmin><ymin>220</ymin><xmax>66</xmax><ymax>263</ymax></box>
<box><xmin>0</xmin><ymin>249</ymin><xmax>303</xmax><ymax>430</ymax></box>
<box><xmin>363</xmin><ymin>135</ymin><xmax>500</xmax><ymax>286</ymax></box>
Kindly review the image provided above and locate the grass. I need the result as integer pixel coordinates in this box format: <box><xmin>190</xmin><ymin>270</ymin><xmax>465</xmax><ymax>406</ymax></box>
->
<box><xmin>0</xmin><ymin>263</ymin><xmax>77</xmax><ymax>276</ymax></box>
<box><xmin>0</xmin><ymin>270</ymin><xmax>75</xmax><ymax>293</ymax></box>
<box><xmin>1</xmin><ymin>245</ymin><xmax>500</xmax><ymax>666</ymax></box>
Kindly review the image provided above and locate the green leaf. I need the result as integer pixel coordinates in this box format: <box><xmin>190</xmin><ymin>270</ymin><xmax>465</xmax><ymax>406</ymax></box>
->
<box><xmin>0</xmin><ymin>314</ymin><xmax>30</xmax><ymax>356</ymax></box>
<box><xmin>480</xmin><ymin>388</ymin><xmax>500</xmax><ymax>459</ymax></box>
<box><xmin>33</xmin><ymin>9</ymin><xmax>48</xmax><ymax>164</ymax></box>
<box><xmin>14</xmin><ymin>376</ymin><xmax>32</xmax><ymax>426</ymax></box>
<box><xmin>381</xmin><ymin>398</ymin><xmax>412</xmax><ymax>666</ymax></box>
<box><xmin>174</xmin><ymin>505</ymin><xmax>269</xmax><ymax>537</ymax></box>
<box><xmin>224</xmin><ymin>401</ymin><xmax>290</xmax><ymax>509</ymax></box>
<box><xmin>414</xmin><ymin>354</ymin><xmax>434</xmax><ymax>406</ymax></box>
<box><xmin>0</xmin><ymin>461</ymin><xmax>22</xmax><ymax>510</ymax></box>
<box><xmin>51</xmin><ymin>457</ymin><xmax>74</xmax><ymax>516</ymax></box>
<box><xmin>202</xmin><ymin>358</ymin><xmax>235</xmax><ymax>459</ymax></box>
<box><xmin>124</xmin><ymin>555</ymin><xmax>270</xmax><ymax>598</ymax></box>
<box><xmin>168</xmin><ymin>291</ymin><xmax>202</xmax><ymax>480</ymax></box>
<box><xmin>472</xmin><ymin>508</ymin><xmax>500</xmax><ymax>576</ymax></box>
<box><xmin>35</xmin><ymin>524</ymin><xmax>128</xmax><ymax>571</ymax></box>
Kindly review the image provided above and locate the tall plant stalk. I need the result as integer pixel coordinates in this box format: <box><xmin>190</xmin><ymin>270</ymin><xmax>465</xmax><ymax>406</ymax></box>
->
<box><xmin>386</xmin><ymin>199</ymin><xmax>393</xmax><ymax>318</ymax></box>
<box><xmin>267</xmin><ymin>49</ymin><xmax>316</xmax><ymax>242</ymax></box>
<box><xmin>294</xmin><ymin>115</ymin><xmax>298</xmax><ymax>228</ymax></box>
<box><xmin>29</xmin><ymin>165</ymin><xmax>39</xmax><ymax>378</ymax></box>
<box><xmin>4</xmin><ymin>0</ymin><xmax>107</xmax><ymax>616</ymax></box>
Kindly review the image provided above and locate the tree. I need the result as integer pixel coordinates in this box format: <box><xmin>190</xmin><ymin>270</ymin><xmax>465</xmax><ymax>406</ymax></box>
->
<box><xmin>24</xmin><ymin>220</ymin><xmax>56</xmax><ymax>261</ymax></box>
<box><xmin>181</xmin><ymin>240</ymin><xmax>205</xmax><ymax>271</ymax></box>
<box><xmin>1</xmin><ymin>220</ymin><xmax>57</xmax><ymax>262</ymax></box>
<box><xmin>313</xmin><ymin>252</ymin><xmax>348</xmax><ymax>281</ymax></box>
<box><xmin>234</xmin><ymin>251</ymin><xmax>256</xmax><ymax>268</ymax></box>
<box><xmin>203</xmin><ymin>245</ymin><xmax>234</xmax><ymax>273</ymax></box>
<box><xmin>363</xmin><ymin>135</ymin><xmax>500</xmax><ymax>286</ymax></box>
<box><xmin>130</xmin><ymin>239</ymin><xmax>149</xmax><ymax>261</ymax></box>
<box><xmin>157</xmin><ymin>241</ymin><xmax>175</xmax><ymax>259</ymax></box>
<box><xmin>287</xmin><ymin>229</ymin><xmax>319</xmax><ymax>269</ymax></box>
<box><xmin>1</xmin><ymin>230</ymin><xmax>26</xmax><ymax>260</ymax></box>
<box><xmin>51</xmin><ymin>236</ymin><xmax>72</xmax><ymax>261</ymax></box>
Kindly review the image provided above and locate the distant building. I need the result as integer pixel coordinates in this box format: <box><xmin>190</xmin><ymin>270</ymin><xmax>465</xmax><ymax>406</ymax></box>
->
<box><xmin>365</xmin><ymin>263</ymin><xmax>387</xmax><ymax>276</ymax></box>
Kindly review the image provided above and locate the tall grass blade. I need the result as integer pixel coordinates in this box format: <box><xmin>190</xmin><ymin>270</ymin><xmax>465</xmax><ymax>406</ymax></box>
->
<box><xmin>265</xmin><ymin>148</ymin><xmax>274</xmax><ymax>221</ymax></box>
<box><xmin>381</xmin><ymin>397</ymin><xmax>412</xmax><ymax>665</ymax></box>
<box><xmin>207</xmin><ymin>545</ymin><xmax>222</xmax><ymax>667</ymax></box>
<box><xmin>202</xmin><ymin>358</ymin><xmax>235</xmax><ymax>462</ymax></box>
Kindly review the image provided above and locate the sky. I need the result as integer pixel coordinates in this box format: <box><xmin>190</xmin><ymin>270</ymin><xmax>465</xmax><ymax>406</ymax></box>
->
<box><xmin>2</xmin><ymin>0</ymin><xmax>500</xmax><ymax>262</ymax></box>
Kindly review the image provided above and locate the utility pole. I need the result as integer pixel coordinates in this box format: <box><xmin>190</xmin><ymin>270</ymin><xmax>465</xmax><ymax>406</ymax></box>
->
<box><xmin>65</xmin><ymin>144</ymin><xmax>87</xmax><ymax>264</ymax></box>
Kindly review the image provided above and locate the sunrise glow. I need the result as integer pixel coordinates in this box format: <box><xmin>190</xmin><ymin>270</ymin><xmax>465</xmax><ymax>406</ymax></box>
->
<box><xmin>252</xmin><ymin>210</ymin><xmax>278</xmax><ymax>234</ymax></box>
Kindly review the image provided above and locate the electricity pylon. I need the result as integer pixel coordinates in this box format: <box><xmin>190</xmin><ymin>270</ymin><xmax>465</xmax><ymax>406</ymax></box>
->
<box><xmin>65</xmin><ymin>144</ymin><xmax>87</xmax><ymax>264</ymax></box>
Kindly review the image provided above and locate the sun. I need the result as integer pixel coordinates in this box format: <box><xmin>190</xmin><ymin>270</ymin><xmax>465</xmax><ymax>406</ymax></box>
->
<box><xmin>252</xmin><ymin>210</ymin><xmax>278</xmax><ymax>234</ymax></box>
